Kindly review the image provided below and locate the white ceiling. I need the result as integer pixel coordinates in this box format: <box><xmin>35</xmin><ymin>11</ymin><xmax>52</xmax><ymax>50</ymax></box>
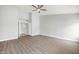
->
<box><xmin>16</xmin><ymin>5</ymin><xmax>79</xmax><ymax>15</ymax></box>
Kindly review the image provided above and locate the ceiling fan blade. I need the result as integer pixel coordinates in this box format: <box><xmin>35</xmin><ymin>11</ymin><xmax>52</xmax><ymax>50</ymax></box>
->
<box><xmin>32</xmin><ymin>9</ymin><xmax>37</xmax><ymax>11</ymax></box>
<box><xmin>37</xmin><ymin>5</ymin><xmax>40</xmax><ymax>9</ymax></box>
<box><xmin>32</xmin><ymin>5</ymin><xmax>38</xmax><ymax>9</ymax></box>
<box><xmin>40</xmin><ymin>9</ymin><xmax>47</xmax><ymax>11</ymax></box>
<box><xmin>39</xmin><ymin>5</ymin><xmax>44</xmax><ymax>8</ymax></box>
<box><xmin>32</xmin><ymin>10</ymin><xmax>37</xmax><ymax>11</ymax></box>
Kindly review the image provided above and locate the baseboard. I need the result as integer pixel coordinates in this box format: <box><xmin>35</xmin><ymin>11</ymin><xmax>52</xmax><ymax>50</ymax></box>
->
<box><xmin>30</xmin><ymin>33</ymin><xmax>40</xmax><ymax>36</ymax></box>
<box><xmin>41</xmin><ymin>33</ymin><xmax>78</xmax><ymax>42</ymax></box>
<box><xmin>0</xmin><ymin>34</ymin><xmax>78</xmax><ymax>42</ymax></box>
<box><xmin>0</xmin><ymin>36</ymin><xmax>18</xmax><ymax>42</ymax></box>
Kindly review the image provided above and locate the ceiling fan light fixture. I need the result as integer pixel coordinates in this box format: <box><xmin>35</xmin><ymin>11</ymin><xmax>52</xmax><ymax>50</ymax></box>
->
<box><xmin>32</xmin><ymin>5</ymin><xmax>47</xmax><ymax>13</ymax></box>
<box><xmin>37</xmin><ymin>9</ymin><xmax>40</xmax><ymax>11</ymax></box>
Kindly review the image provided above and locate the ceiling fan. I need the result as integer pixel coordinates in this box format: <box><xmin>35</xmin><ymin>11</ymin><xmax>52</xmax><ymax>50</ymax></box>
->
<box><xmin>32</xmin><ymin>5</ymin><xmax>47</xmax><ymax>13</ymax></box>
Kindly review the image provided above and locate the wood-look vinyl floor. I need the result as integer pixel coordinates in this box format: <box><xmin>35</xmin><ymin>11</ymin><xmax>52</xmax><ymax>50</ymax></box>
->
<box><xmin>0</xmin><ymin>35</ymin><xmax>79</xmax><ymax>54</ymax></box>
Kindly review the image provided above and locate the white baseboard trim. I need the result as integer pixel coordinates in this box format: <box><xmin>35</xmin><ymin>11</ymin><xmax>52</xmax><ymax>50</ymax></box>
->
<box><xmin>0</xmin><ymin>37</ymin><xmax>18</xmax><ymax>42</ymax></box>
<box><xmin>30</xmin><ymin>33</ymin><xmax>40</xmax><ymax>36</ymax></box>
<box><xmin>41</xmin><ymin>33</ymin><xmax>78</xmax><ymax>42</ymax></box>
<box><xmin>0</xmin><ymin>34</ymin><xmax>78</xmax><ymax>42</ymax></box>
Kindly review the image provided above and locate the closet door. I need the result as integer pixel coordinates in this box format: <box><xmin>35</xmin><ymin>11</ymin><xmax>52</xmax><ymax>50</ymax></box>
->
<box><xmin>18</xmin><ymin>10</ymin><xmax>30</xmax><ymax>36</ymax></box>
<box><xmin>19</xmin><ymin>23</ymin><xmax>29</xmax><ymax>36</ymax></box>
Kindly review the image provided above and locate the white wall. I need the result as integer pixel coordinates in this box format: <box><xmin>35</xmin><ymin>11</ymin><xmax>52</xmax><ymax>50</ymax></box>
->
<box><xmin>0</xmin><ymin>6</ymin><xmax>18</xmax><ymax>41</ymax></box>
<box><xmin>31</xmin><ymin>13</ymin><xmax>40</xmax><ymax>36</ymax></box>
<box><xmin>40</xmin><ymin>13</ymin><xmax>79</xmax><ymax>42</ymax></box>
<box><xmin>1</xmin><ymin>5</ymin><xmax>79</xmax><ymax>42</ymax></box>
<box><xmin>0</xmin><ymin>7</ymin><xmax>3</xmax><ymax>40</ymax></box>
<box><xmin>17</xmin><ymin>5</ymin><xmax>40</xmax><ymax>36</ymax></box>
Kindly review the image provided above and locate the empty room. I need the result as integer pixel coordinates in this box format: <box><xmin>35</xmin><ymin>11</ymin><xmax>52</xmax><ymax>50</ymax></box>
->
<box><xmin>0</xmin><ymin>5</ymin><xmax>79</xmax><ymax>54</ymax></box>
